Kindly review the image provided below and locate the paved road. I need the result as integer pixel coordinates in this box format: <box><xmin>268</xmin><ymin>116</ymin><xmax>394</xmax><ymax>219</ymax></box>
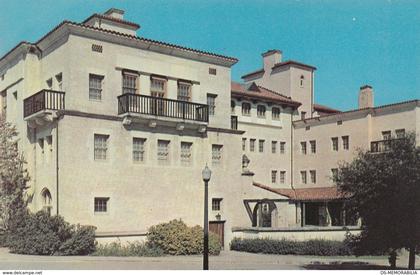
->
<box><xmin>0</xmin><ymin>247</ymin><xmax>408</xmax><ymax>270</ymax></box>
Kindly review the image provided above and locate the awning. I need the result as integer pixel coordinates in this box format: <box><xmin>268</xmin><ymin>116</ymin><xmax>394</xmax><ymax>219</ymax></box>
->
<box><xmin>253</xmin><ymin>182</ymin><xmax>351</xmax><ymax>201</ymax></box>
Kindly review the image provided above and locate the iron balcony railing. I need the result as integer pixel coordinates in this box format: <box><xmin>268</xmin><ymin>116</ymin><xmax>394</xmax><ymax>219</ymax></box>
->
<box><xmin>370</xmin><ymin>139</ymin><xmax>403</xmax><ymax>153</ymax></box>
<box><xmin>117</xmin><ymin>93</ymin><xmax>209</xmax><ymax>123</ymax></box>
<box><xmin>231</xmin><ymin>115</ymin><xmax>238</xmax><ymax>130</ymax></box>
<box><xmin>23</xmin><ymin>89</ymin><xmax>65</xmax><ymax>118</ymax></box>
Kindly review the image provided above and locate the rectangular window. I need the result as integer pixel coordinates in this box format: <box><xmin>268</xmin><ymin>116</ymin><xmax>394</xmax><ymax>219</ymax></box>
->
<box><xmin>310</xmin><ymin>140</ymin><xmax>316</xmax><ymax>154</ymax></box>
<box><xmin>212</xmin><ymin>198</ymin><xmax>222</xmax><ymax>211</ymax></box>
<box><xmin>56</xmin><ymin>73</ymin><xmax>63</xmax><ymax>91</ymax></box>
<box><xmin>207</xmin><ymin>94</ymin><xmax>216</xmax><ymax>116</ymax></box>
<box><xmin>94</xmin><ymin>197</ymin><xmax>109</xmax><ymax>213</ymax></box>
<box><xmin>280</xmin><ymin>142</ymin><xmax>285</xmax><ymax>154</ymax></box>
<box><xmin>250</xmin><ymin>139</ymin><xmax>256</xmax><ymax>152</ymax></box>
<box><xmin>133</xmin><ymin>138</ymin><xmax>146</xmax><ymax>162</ymax></box>
<box><xmin>151</xmin><ymin>77</ymin><xmax>166</xmax><ymax>97</ymax></box>
<box><xmin>177</xmin><ymin>82</ymin><xmax>191</xmax><ymax>102</ymax></box>
<box><xmin>271</xmin><ymin>141</ymin><xmax>277</xmax><ymax>153</ymax></box>
<box><xmin>212</xmin><ymin>145</ymin><xmax>223</xmax><ymax>165</ymax></box>
<box><xmin>122</xmin><ymin>72</ymin><xmax>138</xmax><ymax>94</ymax></box>
<box><xmin>382</xmin><ymin>131</ymin><xmax>391</xmax><ymax>140</ymax></box>
<box><xmin>209</xmin><ymin>68</ymin><xmax>217</xmax><ymax>75</ymax></box>
<box><xmin>94</xmin><ymin>134</ymin><xmax>108</xmax><ymax>160</ymax></box>
<box><xmin>271</xmin><ymin>170</ymin><xmax>277</xmax><ymax>184</ymax></box>
<box><xmin>242</xmin><ymin>138</ymin><xmax>246</xmax><ymax>151</ymax></box>
<box><xmin>332</xmin><ymin>137</ymin><xmax>339</xmax><ymax>151</ymax></box>
<box><xmin>395</xmin><ymin>129</ymin><xmax>405</xmax><ymax>138</ymax></box>
<box><xmin>301</xmin><ymin>171</ymin><xmax>307</xmax><ymax>184</ymax></box>
<box><xmin>280</xmin><ymin>171</ymin><xmax>286</xmax><ymax>184</ymax></box>
<box><xmin>272</xmin><ymin>107</ymin><xmax>280</xmax><ymax>120</ymax></box>
<box><xmin>92</xmin><ymin>44</ymin><xmax>103</xmax><ymax>53</ymax></box>
<box><xmin>310</xmin><ymin>170</ymin><xmax>316</xmax><ymax>184</ymax></box>
<box><xmin>331</xmin><ymin>168</ymin><xmax>339</xmax><ymax>182</ymax></box>
<box><xmin>89</xmin><ymin>74</ymin><xmax>104</xmax><ymax>100</ymax></box>
<box><xmin>342</xmin><ymin>136</ymin><xmax>349</xmax><ymax>150</ymax></box>
<box><xmin>259</xmin><ymin>140</ymin><xmax>265</xmax><ymax>153</ymax></box>
<box><xmin>301</xmin><ymin>141</ymin><xmax>307</xmax><ymax>155</ymax></box>
<box><xmin>257</xmin><ymin>105</ymin><xmax>266</xmax><ymax>118</ymax></box>
<box><xmin>157</xmin><ymin>140</ymin><xmax>170</xmax><ymax>165</ymax></box>
<box><xmin>301</xmin><ymin>111</ymin><xmax>306</xmax><ymax>120</ymax></box>
<box><xmin>180</xmin><ymin>142</ymin><xmax>193</xmax><ymax>165</ymax></box>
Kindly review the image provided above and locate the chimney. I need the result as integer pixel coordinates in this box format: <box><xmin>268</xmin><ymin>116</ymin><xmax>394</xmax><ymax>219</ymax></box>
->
<box><xmin>358</xmin><ymin>85</ymin><xmax>374</xmax><ymax>109</ymax></box>
<box><xmin>104</xmin><ymin>8</ymin><xmax>125</xmax><ymax>20</ymax></box>
<box><xmin>262</xmin><ymin>50</ymin><xmax>282</xmax><ymax>72</ymax></box>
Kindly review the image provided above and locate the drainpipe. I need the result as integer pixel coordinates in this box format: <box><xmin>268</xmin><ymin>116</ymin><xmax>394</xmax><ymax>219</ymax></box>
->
<box><xmin>56</xmin><ymin>119</ymin><xmax>59</xmax><ymax>215</ymax></box>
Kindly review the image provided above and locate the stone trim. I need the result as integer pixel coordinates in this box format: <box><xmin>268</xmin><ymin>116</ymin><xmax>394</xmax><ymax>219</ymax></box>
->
<box><xmin>232</xmin><ymin>226</ymin><xmax>361</xmax><ymax>233</ymax></box>
<box><xmin>207</xmin><ymin>127</ymin><xmax>245</xmax><ymax>135</ymax></box>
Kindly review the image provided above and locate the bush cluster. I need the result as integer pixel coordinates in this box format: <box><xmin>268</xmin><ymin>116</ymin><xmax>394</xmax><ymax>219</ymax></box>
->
<box><xmin>93</xmin><ymin>241</ymin><xmax>164</xmax><ymax>257</ymax></box>
<box><xmin>7</xmin><ymin>211</ymin><xmax>96</xmax><ymax>255</ymax></box>
<box><xmin>230</xmin><ymin>238</ymin><xmax>353</xmax><ymax>256</ymax></box>
<box><xmin>147</xmin><ymin>219</ymin><xmax>221</xmax><ymax>255</ymax></box>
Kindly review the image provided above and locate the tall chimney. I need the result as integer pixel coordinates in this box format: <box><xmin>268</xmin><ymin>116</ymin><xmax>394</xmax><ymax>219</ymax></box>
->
<box><xmin>358</xmin><ymin>85</ymin><xmax>374</xmax><ymax>109</ymax></box>
<box><xmin>262</xmin><ymin>50</ymin><xmax>282</xmax><ymax>72</ymax></box>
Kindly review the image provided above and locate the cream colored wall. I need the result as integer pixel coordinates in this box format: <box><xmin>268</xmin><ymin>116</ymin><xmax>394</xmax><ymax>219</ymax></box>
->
<box><xmin>232</xmin><ymin>98</ymin><xmax>293</xmax><ymax>188</ymax></box>
<box><xmin>66</xmin><ymin>35</ymin><xmax>231</xmax><ymax>129</ymax></box>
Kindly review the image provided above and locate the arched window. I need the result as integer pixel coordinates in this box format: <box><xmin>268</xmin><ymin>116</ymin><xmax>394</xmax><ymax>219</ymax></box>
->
<box><xmin>257</xmin><ymin>105</ymin><xmax>266</xmax><ymax>118</ymax></box>
<box><xmin>41</xmin><ymin>188</ymin><xmax>52</xmax><ymax>215</ymax></box>
<box><xmin>252</xmin><ymin>200</ymin><xmax>278</xmax><ymax>227</ymax></box>
<box><xmin>242</xmin><ymin>102</ymin><xmax>251</xmax><ymax>116</ymax></box>
<box><xmin>231</xmin><ymin>100</ymin><xmax>235</xmax><ymax>113</ymax></box>
<box><xmin>300</xmin><ymin>75</ymin><xmax>305</xmax><ymax>87</ymax></box>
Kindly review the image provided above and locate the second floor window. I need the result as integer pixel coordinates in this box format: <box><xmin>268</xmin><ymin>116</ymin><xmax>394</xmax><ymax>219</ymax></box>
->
<box><xmin>342</xmin><ymin>136</ymin><xmax>349</xmax><ymax>150</ymax></box>
<box><xmin>301</xmin><ymin>141</ymin><xmax>307</xmax><ymax>154</ymax></box>
<box><xmin>242</xmin><ymin>138</ymin><xmax>246</xmax><ymax>151</ymax></box>
<box><xmin>250</xmin><ymin>139</ymin><xmax>255</xmax><ymax>152</ymax></box>
<box><xmin>133</xmin><ymin>138</ymin><xmax>146</xmax><ymax>162</ymax></box>
<box><xmin>310</xmin><ymin>140</ymin><xmax>316</xmax><ymax>154</ymax></box>
<box><xmin>382</xmin><ymin>131</ymin><xmax>392</xmax><ymax>140</ymax></box>
<box><xmin>395</xmin><ymin>129</ymin><xmax>405</xmax><ymax>138</ymax></box>
<box><xmin>231</xmin><ymin>100</ymin><xmax>235</xmax><ymax>113</ymax></box>
<box><xmin>212</xmin><ymin>145</ymin><xmax>223</xmax><ymax>165</ymax></box>
<box><xmin>331</xmin><ymin>168</ymin><xmax>339</xmax><ymax>181</ymax></box>
<box><xmin>89</xmin><ymin>74</ymin><xmax>104</xmax><ymax>100</ymax></box>
<box><xmin>272</xmin><ymin>141</ymin><xmax>277</xmax><ymax>153</ymax></box>
<box><xmin>151</xmin><ymin>77</ymin><xmax>166</xmax><ymax>97</ymax></box>
<box><xmin>272</xmin><ymin>107</ymin><xmax>280</xmax><ymax>120</ymax></box>
<box><xmin>177</xmin><ymin>82</ymin><xmax>191</xmax><ymax>102</ymax></box>
<box><xmin>180</xmin><ymin>142</ymin><xmax>193</xmax><ymax>165</ymax></box>
<box><xmin>207</xmin><ymin>94</ymin><xmax>216</xmax><ymax>116</ymax></box>
<box><xmin>94</xmin><ymin>134</ymin><xmax>108</xmax><ymax>160</ymax></box>
<box><xmin>259</xmin><ymin>140</ymin><xmax>265</xmax><ymax>153</ymax></box>
<box><xmin>242</xmin><ymin>102</ymin><xmax>251</xmax><ymax>116</ymax></box>
<box><xmin>310</xmin><ymin>170</ymin><xmax>316</xmax><ymax>184</ymax></box>
<box><xmin>280</xmin><ymin>142</ymin><xmax>285</xmax><ymax>154</ymax></box>
<box><xmin>301</xmin><ymin>171</ymin><xmax>307</xmax><ymax>184</ymax></box>
<box><xmin>280</xmin><ymin>171</ymin><xmax>286</xmax><ymax>183</ymax></box>
<box><xmin>122</xmin><ymin>72</ymin><xmax>138</xmax><ymax>94</ymax></box>
<box><xmin>271</xmin><ymin>170</ymin><xmax>277</xmax><ymax>184</ymax></box>
<box><xmin>157</xmin><ymin>140</ymin><xmax>170</xmax><ymax>165</ymax></box>
<box><xmin>332</xmin><ymin>137</ymin><xmax>339</xmax><ymax>151</ymax></box>
<box><xmin>257</xmin><ymin>105</ymin><xmax>266</xmax><ymax>118</ymax></box>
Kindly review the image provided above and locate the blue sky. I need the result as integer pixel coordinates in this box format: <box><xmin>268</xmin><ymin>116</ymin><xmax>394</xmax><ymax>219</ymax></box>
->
<box><xmin>0</xmin><ymin>0</ymin><xmax>418</xmax><ymax>110</ymax></box>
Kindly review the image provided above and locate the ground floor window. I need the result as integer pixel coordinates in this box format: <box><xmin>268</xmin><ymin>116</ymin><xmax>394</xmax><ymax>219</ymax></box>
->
<box><xmin>41</xmin><ymin>188</ymin><xmax>52</xmax><ymax>215</ymax></box>
<box><xmin>303</xmin><ymin>201</ymin><xmax>357</xmax><ymax>227</ymax></box>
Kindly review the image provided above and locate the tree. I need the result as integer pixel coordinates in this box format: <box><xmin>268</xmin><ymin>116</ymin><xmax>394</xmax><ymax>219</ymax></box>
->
<box><xmin>336</xmin><ymin>133</ymin><xmax>420</xmax><ymax>269</ymax></box>
<box><xmin>0</xmin><ymin>118</ymin><xmax>29</xmax><ymax>231</ymax></box>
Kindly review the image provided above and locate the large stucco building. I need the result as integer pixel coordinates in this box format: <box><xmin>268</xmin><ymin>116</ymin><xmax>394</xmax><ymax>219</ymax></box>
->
<box><xmin>0</xmin><ymin>8</ymin><xmax>419</xmax><ymax>247</ymax></box>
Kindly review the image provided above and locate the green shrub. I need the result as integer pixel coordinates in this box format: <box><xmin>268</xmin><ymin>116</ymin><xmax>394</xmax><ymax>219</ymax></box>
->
<box><xmin>147</xmin><ymin>219</ymin><xmax>221</xmax><ymax>255</ymax></box>
<box><xmin>230</xmin><ymin>238</ymin><xmax>353</xmax><ymax>256</ymax></box>
<box><xmin>93</xmin><ymin>241</ymin><xmax>164</xmax><ymax>257</ymax></box>
<box><xmin>7</xmin><ymin>211</ymin><xmax>96</xmax><ymax>255</ymax></box>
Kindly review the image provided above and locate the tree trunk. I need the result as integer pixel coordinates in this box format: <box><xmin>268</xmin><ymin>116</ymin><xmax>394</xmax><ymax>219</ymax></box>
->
<box><xmin>408</xmin><ymin>246</ymin><xmax>416</xmax><ymax>270</ymax></box>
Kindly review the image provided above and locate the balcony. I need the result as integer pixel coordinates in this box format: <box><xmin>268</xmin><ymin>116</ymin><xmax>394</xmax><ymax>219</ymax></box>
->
<box><xmin>23</xmin><ymin>90</ymin><xmax>65</xmax><ymax>125</ymax></box>
<box><xmin>117</xmin><ymin>94</ymin><xmax>209</xmax><ymax>126</ymax></box>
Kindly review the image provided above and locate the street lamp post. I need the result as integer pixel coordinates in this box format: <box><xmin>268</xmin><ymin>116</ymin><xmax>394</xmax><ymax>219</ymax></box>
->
<box><xmin>202</xmin><ymin>164</ymin><xmax>212</xmax><ymax>270</ymax></box>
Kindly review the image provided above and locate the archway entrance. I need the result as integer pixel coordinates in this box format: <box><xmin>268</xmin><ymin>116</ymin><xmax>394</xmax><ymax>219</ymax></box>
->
<box><xmin>252</xmin><ymin>200</ymin><xmax>278</xmax><ymax>227</ymax></box>
<box><xmin>41</xmin><ymin>188</ymin><xmax>52</xmax><ymax>215</ymax></box>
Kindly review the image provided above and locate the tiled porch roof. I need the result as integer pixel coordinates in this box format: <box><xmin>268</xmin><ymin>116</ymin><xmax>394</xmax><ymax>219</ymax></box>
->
<box><xmin>253</xmin><ymin>182</ymin><xmax>350</xmax><ymax>201</ymax></box>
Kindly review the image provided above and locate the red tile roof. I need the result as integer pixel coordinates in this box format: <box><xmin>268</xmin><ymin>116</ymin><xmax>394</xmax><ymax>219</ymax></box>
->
<box><xmin>253</xmin><ymin>182</ymin><xmax>350</xmax><ymax>201</ymax></box>
<box><xmin>314</xmin><ymin>103</ymin><xmax>341</xmax><ymax>114</ymax></box>
<box><xmin>1</xmin><ymin>20</ymin><xmax>238</xmax><ymax>67</ymax></box>
<box><xmin>82</xmin><ymin>13</ymin><xmax>140</xmax><ymax>29</ymax></box>
<box><xmin>272</xmin><ymin>60</ymin><xmax>317</xmax><ymax>70</ymax></box>
<box><xmin>231</xmin><ymin>82</ymin><xmax>301</xmax><ymax>108</ymax></box>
